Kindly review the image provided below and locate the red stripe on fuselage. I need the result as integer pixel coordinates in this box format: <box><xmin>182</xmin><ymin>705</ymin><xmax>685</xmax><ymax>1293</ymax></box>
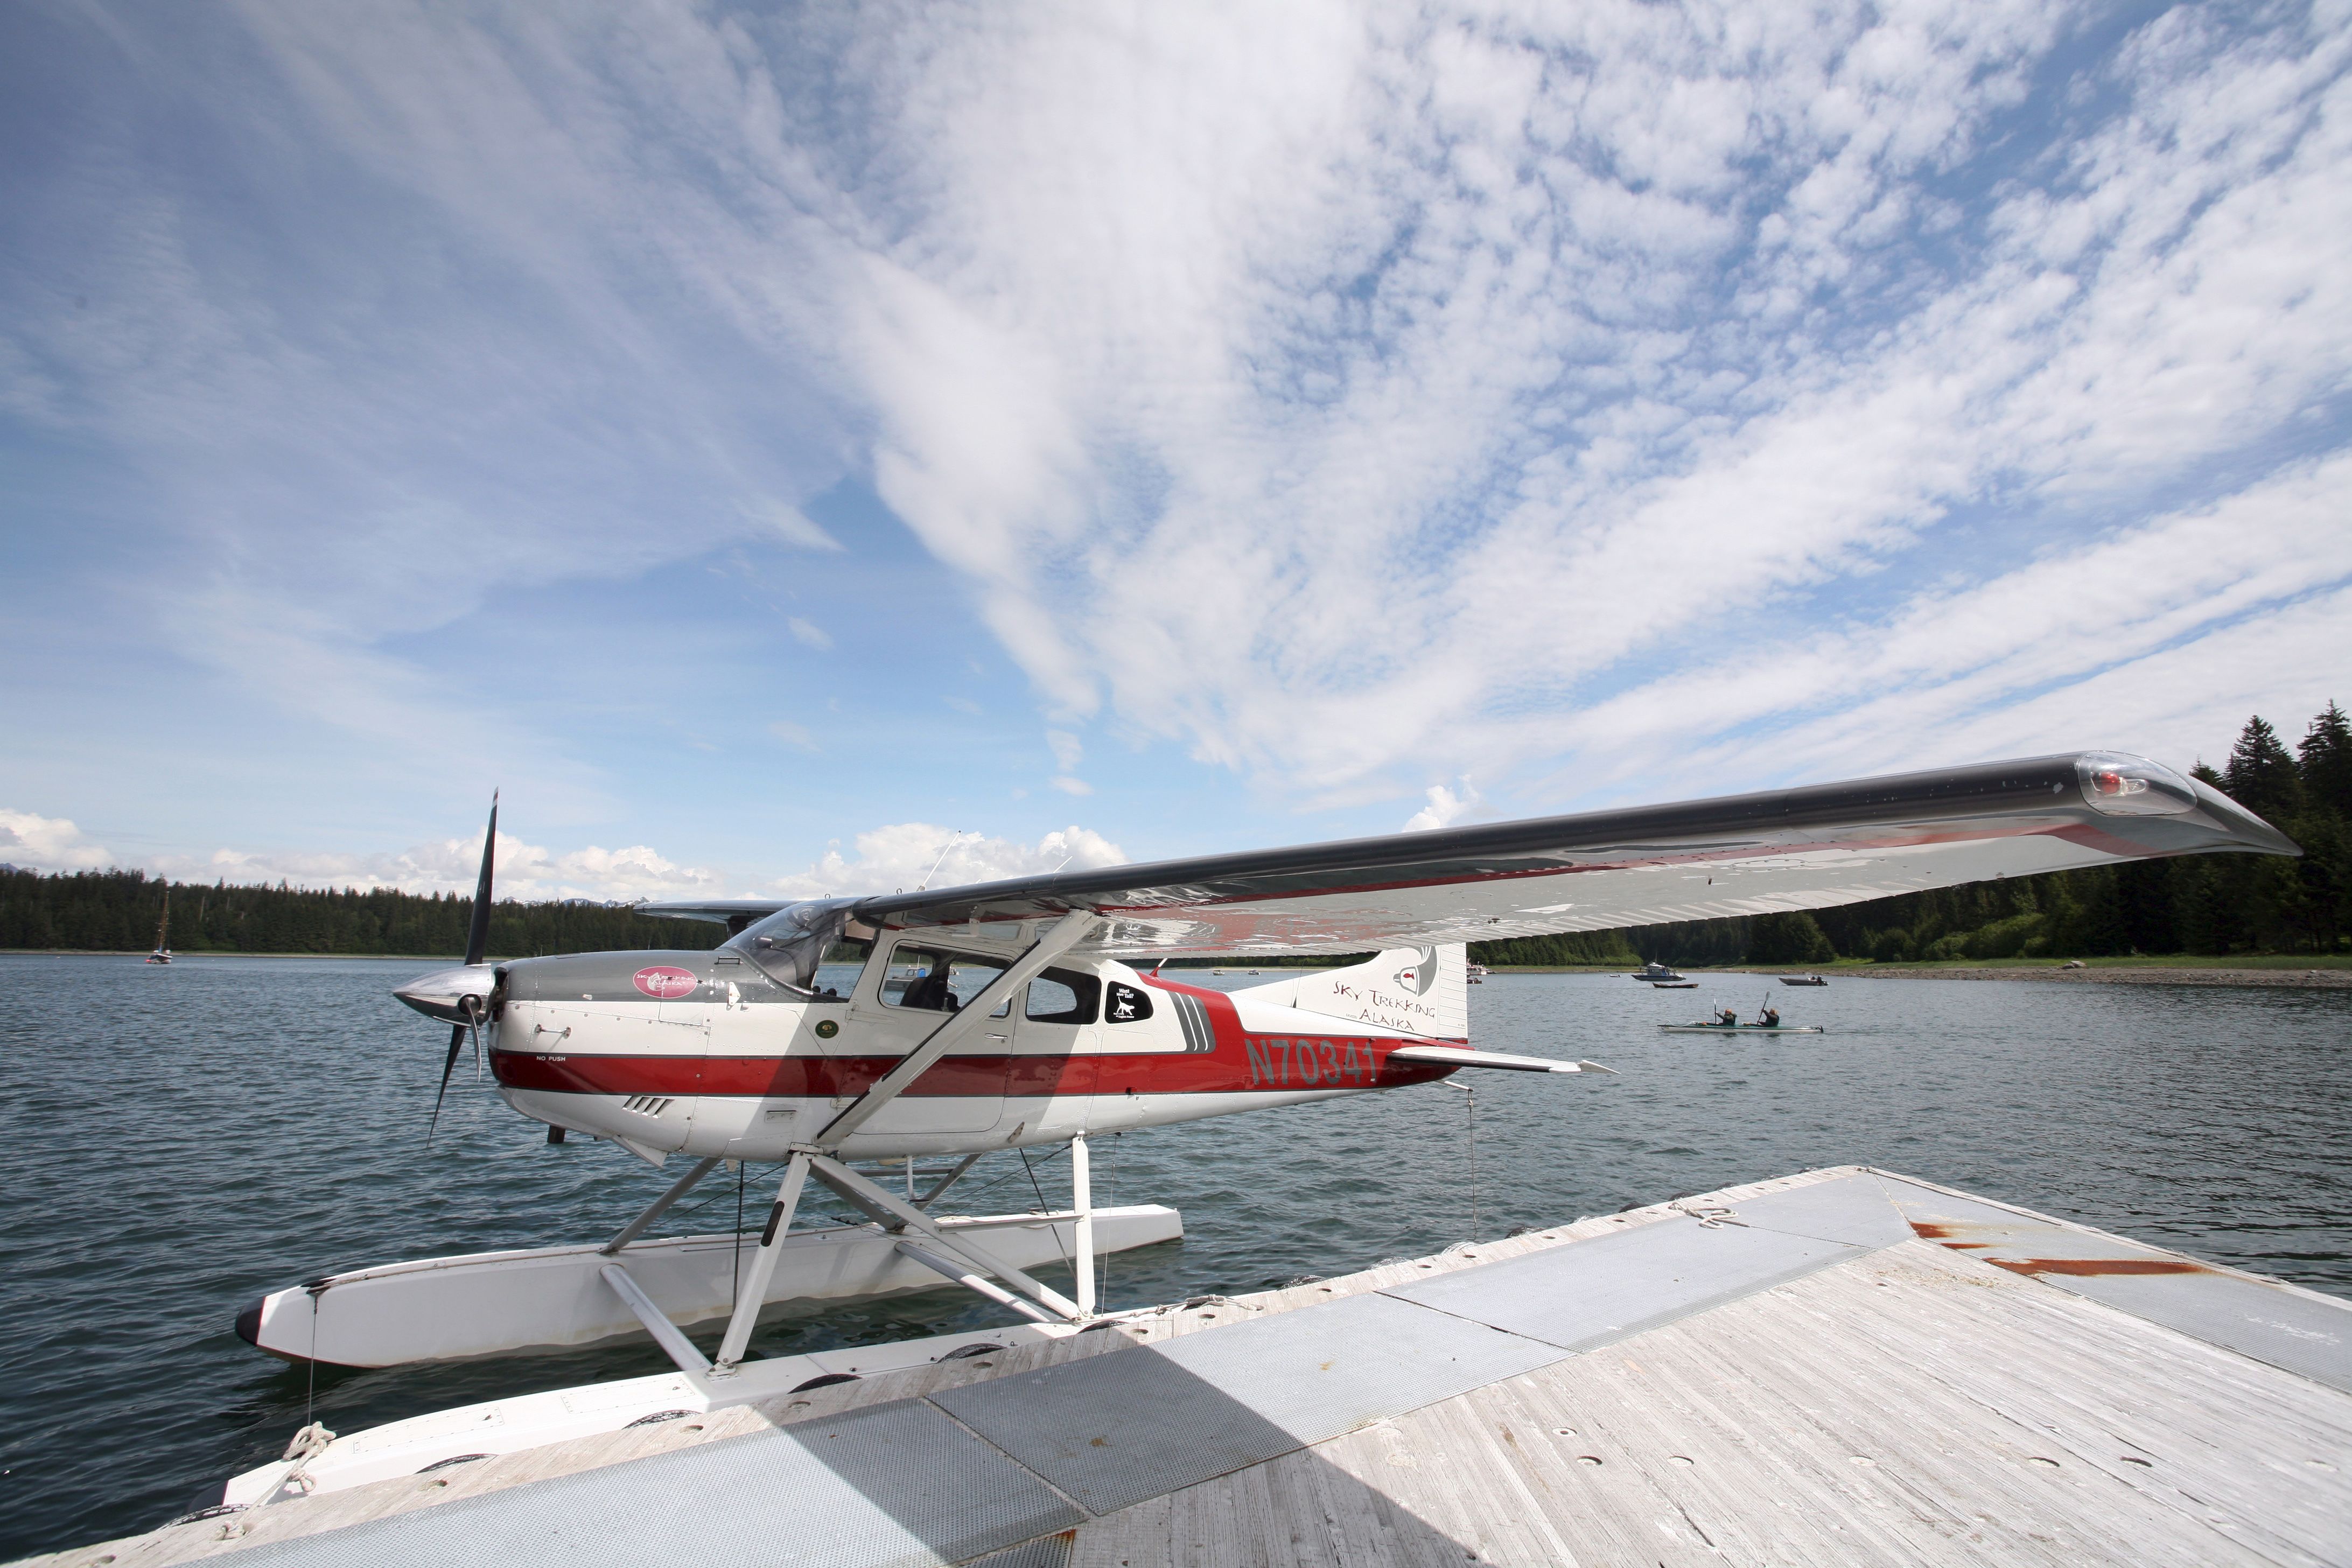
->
<box><xmin>494</xmin><ymin>1033</ymin><xmax>1451</xmax><ymax>1100</ymax></box>
<box><xmin>493</xmin><ymin>1048</ymin><xmax>1450</xmax><ymax>1098</ymax></box>
<box><xmin>496</xmin><ymin>974</ymin><xmax>1458</xmax><ymax>1098</ymax></box>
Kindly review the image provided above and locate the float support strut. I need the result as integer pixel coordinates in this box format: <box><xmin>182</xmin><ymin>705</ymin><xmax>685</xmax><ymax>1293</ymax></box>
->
<box><xmin>916</xmin><ymin>1153</ymin><xmax>983</xmax><ymax>1210</ymax></box>
<box><xmin>598</xmin><ymin>1263</ymin><xmax>710</xmax><ymax>1375</ymax></box>
<box><xmin>806</xmin><ymin>1154</ymin><xmax>1082</xmax><ymax>1321</ymax></box>
<box><xmin>600</xmin><ymin>1156</ymin><xmax>722</xmax><ymax>1257</ymax></box>
<box><xmin>1072</xmin><ymin>1132</ymin><xmax>1096</xmax><ymax>1319</ymax></box>
<box><xmin>711</xmin><ymin>1153</ymin><xmax>810</xmax><ymax>1371</ymax></box>
<box><xmin>893</xmin><ymin>1241</ymin><xmax>1056</xmax><ymax>1324</ymax></box>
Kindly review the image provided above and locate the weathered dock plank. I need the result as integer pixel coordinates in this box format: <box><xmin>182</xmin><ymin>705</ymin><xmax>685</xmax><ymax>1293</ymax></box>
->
<box><xmin>23</xmin><ymin>1166</ymin><xmax>2349</xmax><ymax>1568</ymax></box>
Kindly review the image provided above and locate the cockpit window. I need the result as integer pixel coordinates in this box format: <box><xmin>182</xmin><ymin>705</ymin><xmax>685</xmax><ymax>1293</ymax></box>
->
<box><xmin>807</xmin><ymin>937</ymin><xmax>870</xmax><ymax>1001</ymax></box>
<box><xmin>880</xmin><ymin>946</ymin><xmax>1009</xmax><ymax>1012</ymax></box>
<box><xmin>1025</xmin><ymin>969</ymin><xmax>1100</xmax><ymax>1025</ymax></box>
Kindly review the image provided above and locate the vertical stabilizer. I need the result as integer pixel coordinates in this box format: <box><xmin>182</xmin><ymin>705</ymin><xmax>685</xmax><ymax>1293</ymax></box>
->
<box><xmin>1238</xmin><ymin>944</ymin><xmax>1468</xmax><ymax>1041</ymax></box>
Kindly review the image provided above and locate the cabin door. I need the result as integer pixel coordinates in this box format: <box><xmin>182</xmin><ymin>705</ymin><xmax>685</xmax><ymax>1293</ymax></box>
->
<box><xmin>842</xmin><ymin>940</ymin><xmax>1012</xmax><ymax>1135</ymax></box>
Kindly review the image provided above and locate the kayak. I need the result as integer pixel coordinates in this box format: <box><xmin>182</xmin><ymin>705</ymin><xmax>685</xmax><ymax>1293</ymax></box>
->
<box><xmin>1657</xmin><ymin>1023</ymin><xmax>1825</xmax><ymax>1034</ymax></box>
<box><xmin>1650</xmin><ymin>981</ymin><xmax>1699</xmax><ymax>989</ymax></box>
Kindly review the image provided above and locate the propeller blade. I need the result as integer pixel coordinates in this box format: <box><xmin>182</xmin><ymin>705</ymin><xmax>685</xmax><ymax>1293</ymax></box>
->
<box><xmin>428</xmin><ymin>1020</ymin><xmax>467</xmax><ymax>1144</ymax></box>
<box><xmin>463</xmin><ymin>791</ymin><xmax>498</xmax><ymax>968</ymax></box>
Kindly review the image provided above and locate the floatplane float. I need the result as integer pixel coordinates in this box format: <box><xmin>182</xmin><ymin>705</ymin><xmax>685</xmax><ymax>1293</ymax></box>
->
<box><xmin>215</xmin><ymin>752</ymin><xmax>2292</xmax><ymax>1513</ymax></box>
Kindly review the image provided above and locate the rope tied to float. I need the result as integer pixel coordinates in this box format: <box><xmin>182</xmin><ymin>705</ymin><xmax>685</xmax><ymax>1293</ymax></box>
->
<box><xmin>1672</xmin><ymin>1201</ymin><xmax>1745</xmax><ymax>1229</ymax></box>
<box><xmin>282</xmin><ymin>1421</ymin><xmax>335</xmax><ymax>1466</ymax></box>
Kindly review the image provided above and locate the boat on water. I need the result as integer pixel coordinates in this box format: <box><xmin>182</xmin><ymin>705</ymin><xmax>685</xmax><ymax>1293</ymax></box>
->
<box><xmin>1630</xmin><ymin>961</ymin><xmax>1684</xmax><ymax>982</ymax></box>
<box><xmin>1651</xmin><ymin>981</ymin><xmax>1699</xmax><ymax>989</ymax></box>
<box><xmin>1659</xmin><ymin>1021</ymin><xmax>1824</xmax><ymax>1034</ymax></box>
<box><xmin>144</xmin><ymin>890</ymin><xmax>172</xmax><ymax>965</ymax></box>
<box><xmin>1779</xmin><ymin>974</ymin><xmax>1828</xmax><ymax>986</ymax></box>
<box><xmin>1465</xmin><ymin>962</ymin><xmax>1488</xmax><ymax>984</ymax></box>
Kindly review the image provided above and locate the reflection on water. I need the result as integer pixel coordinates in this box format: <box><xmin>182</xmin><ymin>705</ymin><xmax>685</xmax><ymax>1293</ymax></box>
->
<box><xmin>0</xmin><ymin>955</ymin><xmax>2344</xmax><ymax>1557</ymax></box>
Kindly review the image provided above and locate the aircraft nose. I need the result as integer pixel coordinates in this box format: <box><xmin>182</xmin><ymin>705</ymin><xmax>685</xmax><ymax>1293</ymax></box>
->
<box><xmin>394</xmin><ymin>964</ymin><xmax>494</xmax><ymax>1024</ymax></box>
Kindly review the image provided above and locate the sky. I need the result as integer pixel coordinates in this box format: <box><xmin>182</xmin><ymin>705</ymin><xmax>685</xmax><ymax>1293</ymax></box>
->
<box><xmin>3</xmin><ymin>1</ymin><xmax>2349</xmax><ymax>902</ymax></box>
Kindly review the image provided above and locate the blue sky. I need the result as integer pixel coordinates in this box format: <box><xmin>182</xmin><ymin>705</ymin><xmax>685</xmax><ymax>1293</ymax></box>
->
<box><xmin>3</xmin><ymin>1</ymin><xmax>2348</xmax><ymax>901</ymax></box>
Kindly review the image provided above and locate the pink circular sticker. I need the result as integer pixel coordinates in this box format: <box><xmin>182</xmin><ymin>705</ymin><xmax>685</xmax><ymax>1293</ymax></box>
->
<box><xmin>632</xmin><ymin>965</ymin><xmax>698</xmax><ymax>1000</ymax></box>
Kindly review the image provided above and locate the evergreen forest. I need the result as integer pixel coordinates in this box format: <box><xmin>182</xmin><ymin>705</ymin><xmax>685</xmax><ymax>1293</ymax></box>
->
<box><xmin>5</xmin><ymin>707</ymin><xmax>2346</xmax><ymax>966</ymax></box>
<box><xmin>0</xmin><ymin>873</ymin><xmax>724</xmax><ymax>958</ymax></box>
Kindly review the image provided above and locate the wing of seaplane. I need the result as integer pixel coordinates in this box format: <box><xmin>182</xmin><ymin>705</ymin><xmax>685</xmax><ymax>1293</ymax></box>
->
<box><xmin>643</xmin><ymin>751</ymin><xmax>2293</xmax><ymax>958</ymax></box>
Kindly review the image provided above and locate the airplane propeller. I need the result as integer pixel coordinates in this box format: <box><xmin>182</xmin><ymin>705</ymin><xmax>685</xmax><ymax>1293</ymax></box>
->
<box><xmin>427</xmin><ymin>792</ymin><xmax>498</xmax><ymax>1144</ymax></box>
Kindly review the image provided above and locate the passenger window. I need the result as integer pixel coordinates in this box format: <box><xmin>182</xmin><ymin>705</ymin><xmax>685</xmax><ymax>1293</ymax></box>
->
<box><xmin>1025</xmin><ymin>969</ymin><xmax>1101</xmax><ymax>1025</ymax></box>
<box><xmin>809</xmin><ymin>937</ymin><xmax>871</xmax><ymax>1002</ymax></box>
<box><xmin>880</xmin><ymin>946</ymin><xmax>1009</xmax><ymax>1012</ymax></box>
<box><xmin>1104</xmin><ymin>983</ymin><xmax>1152</xmax><ymax>1024</ymax></box>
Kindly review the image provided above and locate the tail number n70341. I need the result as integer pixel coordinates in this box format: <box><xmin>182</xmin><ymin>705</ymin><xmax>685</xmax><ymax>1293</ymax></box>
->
<box><xmin>1243</xmin><ymin>1035</ymin><xmax>1380</xmax><ymax>1088</ymax></box>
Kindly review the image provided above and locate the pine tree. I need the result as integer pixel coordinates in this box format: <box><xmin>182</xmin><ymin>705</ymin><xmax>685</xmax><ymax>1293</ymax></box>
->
<box><xmin>2224</xmin><ymin>715</ymin><xmax>2301</xmax><ymax>824</ymax></box>
<box><xmin>2299</xmin><ymin>701</ymin><xmax>2352</xmax><ymax>820</ymax></box>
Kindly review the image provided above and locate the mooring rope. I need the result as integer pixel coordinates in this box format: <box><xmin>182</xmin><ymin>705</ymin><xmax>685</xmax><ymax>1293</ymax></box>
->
<box><xmin>1446</xmin><ymin>1080</ymin><xmax>1479</xmax><ymax>1243</ymax></box>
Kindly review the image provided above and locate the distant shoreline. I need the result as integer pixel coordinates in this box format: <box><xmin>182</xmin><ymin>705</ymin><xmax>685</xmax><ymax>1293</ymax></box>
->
<box><xmin>1486</xmin><ymin>960</ymin><xmax>2351</xmax><ymax>989</ymax></box>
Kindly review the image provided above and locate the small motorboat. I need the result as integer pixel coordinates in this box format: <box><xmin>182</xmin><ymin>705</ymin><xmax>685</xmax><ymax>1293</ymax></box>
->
<box><xmin>1779</xmin><ymin>974</ymin><xmax>1829</xmax><ymax>986</ymax></box>
<box><xmin>1658</xmin><ymin>1021</ymin><xmax>1824</xmax><ymax>1034</ymax></box>
<box><xmin>1465</xmin><ymin>962</ymin><xmax>1489</xmax><ymax>985</ymax></box>
<box><xmin>1650</xmin><ymin>981</ymin><xmax>1699</xmax><ymax>989</ymax></box>
<box><xmin>1630</xmin><ymin>961</ymin><xmax>1685</xmax><ymax>982</ymax></box>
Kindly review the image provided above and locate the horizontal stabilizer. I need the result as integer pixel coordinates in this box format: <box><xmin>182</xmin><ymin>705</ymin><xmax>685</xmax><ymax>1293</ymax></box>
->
<box><xmin>1388</xmin><ymin>1044</ymin><xmax>1613</xmax><ymax>1075</ymax></box>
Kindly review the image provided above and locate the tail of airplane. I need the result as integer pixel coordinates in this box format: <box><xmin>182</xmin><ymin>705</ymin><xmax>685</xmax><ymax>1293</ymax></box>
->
<box><xmin>1238</xmin><ymin>944</ymin><xmax>1468</xmax><ymax>1041</ymax></box>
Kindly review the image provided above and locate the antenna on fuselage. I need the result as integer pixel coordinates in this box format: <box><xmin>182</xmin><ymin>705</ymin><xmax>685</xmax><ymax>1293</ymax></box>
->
<box><xmin>916</xmin><ymin>830</ymin><xmax>972</xmax><ymax>891</ymax></box>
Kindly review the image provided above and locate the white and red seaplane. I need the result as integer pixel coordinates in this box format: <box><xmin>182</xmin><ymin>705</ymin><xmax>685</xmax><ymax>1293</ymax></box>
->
<box><xmin>222</xmin><ymin>750</ymin><xmax>2291</xmax><ymax>1505</ymax></box>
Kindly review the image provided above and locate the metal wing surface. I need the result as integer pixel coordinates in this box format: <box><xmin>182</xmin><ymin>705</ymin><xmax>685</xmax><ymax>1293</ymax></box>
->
<box><xmin>636</xmin><ymin>898</ymin><xmax>793</xmax><ymax>928</ymax></box>
<box><xmin>845</xmin><ymin>753</ymin><xmax>2295</xmax><ymax>960</ymax></box>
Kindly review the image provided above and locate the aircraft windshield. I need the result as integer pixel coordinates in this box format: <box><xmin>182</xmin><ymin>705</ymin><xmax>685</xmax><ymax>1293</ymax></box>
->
<box><xmin>730</xmin><ymin>898</ymin><xmax>868</xmax><ymax>994</ymax></box>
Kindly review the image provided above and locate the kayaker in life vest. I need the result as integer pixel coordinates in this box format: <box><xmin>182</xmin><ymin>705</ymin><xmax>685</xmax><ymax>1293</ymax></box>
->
<box><xmin>1716</xmin><ymin>1007</ymin><xmax>1738</xmax><ymax>1026</ymax></box>
<box><xmin>1756</xmin><ymin>1006</ymin><xmax>1781</xmax><ymax>1028</ymax></box>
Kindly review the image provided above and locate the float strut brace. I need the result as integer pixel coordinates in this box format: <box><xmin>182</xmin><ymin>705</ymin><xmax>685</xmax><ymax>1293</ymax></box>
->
<box><xmin>597</xmin><ymin>1262</ymin><xmax>711</xmax><ymax>1375</ymax></box>
<box><xmin>600</xmin><ymin>1156</ymin><xmax>723</xmax><ymax>1257</ymax></box>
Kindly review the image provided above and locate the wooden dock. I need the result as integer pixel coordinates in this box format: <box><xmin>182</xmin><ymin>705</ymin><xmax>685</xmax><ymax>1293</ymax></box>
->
<box><xmin>25</xmin><ymin>1165</ymin><xmax>2350</xmax><ymax>1567</ymax></box>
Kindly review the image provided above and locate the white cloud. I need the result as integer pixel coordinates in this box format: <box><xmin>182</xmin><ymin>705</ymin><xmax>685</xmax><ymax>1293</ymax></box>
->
<box><xmin>748</xmin><ymin>500</ymin><xmax>844</xmax><ymax>554</ymax></box>
<box><xmin>177</xmin><ymin>828</ymin><xmax>722</xmax><ymax>903</ymax></box>
<box><xmin>0</xmin><ymin>814</ymin><xmax>723</xmax><ymax>902</ymax></box>
<box><xmin>1534</xmin><ymin>449</ymin><xmax>2352</xmax><ymax>801</ymax></box>
<box><xmin>786</xmin><ymin>617</ymin><xmax>834</xmax><ymax>650</ymax></box>
<box><xmin>1050</xmin><ymin>776</ymin><xmax>1094</xmax><ymax>797</ymax></box>
<box><xmin>1046</xmin><ymin>729</ymin><xmax>1083</xmax><ymax>772</ymax></box>
<box><xmin>1403</xmin><ymin>779</ymin><xmax>1482</xmax><ymax>832</ymax></box>
<box><xmin>677</xmin><ymin>1</ymin><xmax>2340</xmax><ymax>806</ymax></box>
<box><xmin>769</xmin><ymin>822</ymin><xmax>1125</xmax><ymax>899</ymax></box>
<box><xmin>0</xmin><ymin>810</ymin><xmax>113</xmax><ymax>871</ymax></box>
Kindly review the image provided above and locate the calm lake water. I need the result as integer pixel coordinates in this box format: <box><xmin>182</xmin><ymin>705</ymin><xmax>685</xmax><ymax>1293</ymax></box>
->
<box><xmin>1</xmin><ymin>953</ymin><xmax>2346</xmax><ymax>1558</ymax></box>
